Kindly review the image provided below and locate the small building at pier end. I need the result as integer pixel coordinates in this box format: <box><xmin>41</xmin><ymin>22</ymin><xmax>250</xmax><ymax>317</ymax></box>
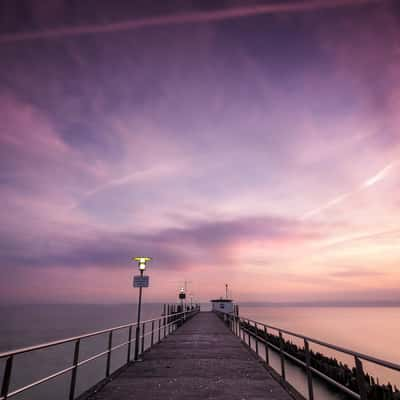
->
<box><xmin>210</xmin><ymin>298</ymin><xmax>234</xmax><ymax>314</ymax></box>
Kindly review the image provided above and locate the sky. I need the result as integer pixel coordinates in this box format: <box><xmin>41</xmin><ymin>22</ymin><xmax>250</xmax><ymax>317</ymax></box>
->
<box><xmin>0</xmin><ymin>0</ymin><xmax>399</xmax><ymax>304</ymax></box>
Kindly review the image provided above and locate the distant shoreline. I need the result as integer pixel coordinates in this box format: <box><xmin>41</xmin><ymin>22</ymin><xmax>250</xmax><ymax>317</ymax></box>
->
<box><xmin>1</xmin><ymin>301</ymin><xmax>400</xmax><ymax>307</ymax></box>
<box><xmin>238</xmin><ymin>301</ymin><xmax>400</xmax><ymax>307</ymax></box>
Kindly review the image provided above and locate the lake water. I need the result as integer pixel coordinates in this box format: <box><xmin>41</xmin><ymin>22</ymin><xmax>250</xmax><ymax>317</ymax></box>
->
<box><xmin>0</xmin><ymin>304</ymin><xmax>399</xmax><ymax>399</ymax></box>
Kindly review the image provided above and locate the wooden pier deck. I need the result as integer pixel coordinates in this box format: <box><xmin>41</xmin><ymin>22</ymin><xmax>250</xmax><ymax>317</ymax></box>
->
<box><xmin>87</xmin><ymin>312</ymin><xmax>293</xmax><ymax>400</ymax></box>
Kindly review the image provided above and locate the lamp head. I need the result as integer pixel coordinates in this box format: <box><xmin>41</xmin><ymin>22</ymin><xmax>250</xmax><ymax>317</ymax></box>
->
<box><xmin>133</xmin><ymin>256</ymin><xmax>152</xmax><ymax>271</ymax></box>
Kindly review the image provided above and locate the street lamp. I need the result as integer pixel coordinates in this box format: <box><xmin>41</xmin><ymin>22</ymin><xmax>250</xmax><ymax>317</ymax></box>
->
<box><xmin>132</xmin><ymin>256</ymin><xmax>151</xmax><ymax>361</ymax></box>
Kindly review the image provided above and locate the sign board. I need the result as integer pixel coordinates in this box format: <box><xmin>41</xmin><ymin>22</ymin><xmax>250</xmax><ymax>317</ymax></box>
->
<box><xmin>179</xmin><ymin>293</ymin><xmax>186</xmax><ymax>299</ymax></box>
<box><xmin>133</xmin><ymin>275</ymin><xmax>149</xmax><ymax>288</ymax></box>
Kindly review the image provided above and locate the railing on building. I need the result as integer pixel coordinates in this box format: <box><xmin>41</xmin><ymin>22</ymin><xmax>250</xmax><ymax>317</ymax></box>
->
<box><xmin>220</xmin><ymin>312</ymin><xmax>400</xmax><ymax>400</ymax></box>
<box><xmin>0</xmin><ymin>305</ymin><xmax>200</xmax><ymax>400</ymax></box>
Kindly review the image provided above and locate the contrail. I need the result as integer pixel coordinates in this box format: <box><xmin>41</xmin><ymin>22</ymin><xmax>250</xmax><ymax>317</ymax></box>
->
<box><xmin>0</xmin><ymin>0</ymin><xmax>380</xmax><ymax>44</ymax></box>
<box><xmin>319</xmin><ymin>228</ymin><xmax>400</xmax><ymax>249</ymax></box>
<box><xmin>361</xmin><ymin>162</ymin><xmax>395</xmax><ymax>188</ymax></box>
<box><xmin>301</xmin><ymin>160</ymin><xmax>398</xmax><ymax>220</ymax></box>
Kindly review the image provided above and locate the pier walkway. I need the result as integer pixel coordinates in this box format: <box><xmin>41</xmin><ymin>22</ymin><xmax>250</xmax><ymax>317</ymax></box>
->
<box><xmin>87</xmin><ymin>312</ymin><xmax>293</xmax><ymax>400</ymax></box>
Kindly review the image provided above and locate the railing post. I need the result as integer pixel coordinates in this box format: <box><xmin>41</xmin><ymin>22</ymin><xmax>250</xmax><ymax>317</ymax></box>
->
<box><xmin>279</xmin><ymin>331</ymin><xmax>286</xmax><ymax>381</ymax></box>
<box><xmin>1</xmin><ymin>355</ymin><xmax>13</xmax><ymax>400</ymax></box>
<box><xmin>167</xmin><ymin>305</ymin><xmax>170</xmax><ymax>335</ymax></box>
<box><xmin>127</xmin><ymin>325</ymin><xmax>133</xmax><ymax>363</ymax></box>
<box><xmin>106</xmin><ymin>331</ymin><xmax>113</xmax><ymax>377</ymax></box>
<box><xmin>355</xmin><ymin>356</ymin><xmax>368</xmax><ymax>400</ymax></box>
<box><xmin>69</xmin><ymin>339</ymin><xmax>80</xmax><ymax>400</ymax></box>
<box><xmin>304</xmin><ymin>339</ymin><xmax>314</xmax><ymax>400</ymax></box>
<box><xmin>247</xmin><ymin>321</ymin><xmax>251</xmax><ymax>348</ymax></box>
<box><xmin>163</xmin><ymin>304</ymin><xmax>167</xmax><ymax>338</ymax></box>
<box><xmin>151</xmin><ymin>320</ymin><xmax>155</xmax><ymax>347</ymax></box>
<box><xmin>255</xmin><ymin>322</ymin><xmax>259</xmax><ymax>357</ymax></box>
<box><xmin>264</xmin><ymin>326</ymin><xmax>269</xmax><ymax>366</ymax></box>
<box><xmin>141</xmin><ymin>322</ymin><xmax>145</xmax><ymax>354</ymax></box>
<box><xmin>158</xmin><ymin>318</ymin><xmax>161</xmax><ymax>342</ymax></box>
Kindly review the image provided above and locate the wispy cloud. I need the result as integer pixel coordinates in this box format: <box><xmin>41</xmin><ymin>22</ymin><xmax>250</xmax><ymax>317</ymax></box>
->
<box><xmin>0</xmin><ymin>0</ymin><xmax>379</xmax><ymax>44</ymax></box>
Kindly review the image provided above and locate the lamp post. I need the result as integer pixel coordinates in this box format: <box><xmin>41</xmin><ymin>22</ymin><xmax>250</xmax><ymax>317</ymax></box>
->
<box><xmin>132</xmin><ymin>257</ymin><xmax>151</xmax><ymax>361</ymax></box>
<box><xmin>179</xmin><ymin>287</ymin><xmax>186</xmax><ymax>321</ymax></box>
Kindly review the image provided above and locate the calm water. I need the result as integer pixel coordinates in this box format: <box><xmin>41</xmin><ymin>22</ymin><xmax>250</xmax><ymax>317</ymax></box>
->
<box><xmin>0</xmin><ymin>304</ymin><xmax>399</xmax><ymax>399</ymax></box>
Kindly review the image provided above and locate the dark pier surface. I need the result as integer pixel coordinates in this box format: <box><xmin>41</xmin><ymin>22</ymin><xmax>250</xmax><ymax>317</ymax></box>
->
<box><xmin>88</xmin><ymin>312</ymin><xmax>293</xmax><ymax>400</ymax></box>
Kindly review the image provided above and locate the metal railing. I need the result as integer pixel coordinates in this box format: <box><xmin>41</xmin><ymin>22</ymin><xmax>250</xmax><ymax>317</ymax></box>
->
<box><xmin>222</xmin><ymin>313</ymin><xmax>400</xmax><ymax>400</ymax></box>
<box><xmin>0</xmin><ymin>305</ymin><xmax>200</xmax><ymax>400</ymax></box>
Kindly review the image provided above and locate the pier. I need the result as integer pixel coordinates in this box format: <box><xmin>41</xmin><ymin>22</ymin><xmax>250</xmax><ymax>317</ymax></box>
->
<box><xmin>1</xmin><ymin>306</ymin><xmax>400</xmax><ymax>400</ymax></box>
<box><xmin>86</xmin><ymin>312</ymin><xmax>292</xmax><ymax>400</ymax></box>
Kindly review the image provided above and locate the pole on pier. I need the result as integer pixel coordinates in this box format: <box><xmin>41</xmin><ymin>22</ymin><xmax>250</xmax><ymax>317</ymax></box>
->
<box><xmin>69</xmin><ymin>339</ymin><xmax>80</xmax><ymax>400</ymax></box>
<box><xmin>264</xmin><ymin>326</ymin><xmax>269</xmax><ymax>366</ymax></box>
<box><xmin>355</xmin><ymin>356</ymin><xmax>368</xmax><ymax>400</ymax></box>
<box><xmin>304</xmin><ymin>339</ymin><xmax>314</xmax><ymax>400</ymax></box>
<box><xmin>163</xmin><ymin>304</ymin><xmax>167</xmax><ymax>337</ymax></box>
<box><xmin>279</xmin><ymin>331</ymin><xmax>286</xmax><ymax>381</ymax></box>
<box><xmin>132</xmin><ymin>257</ymin><xmax>151</xmax><ymax>361</ymax></box>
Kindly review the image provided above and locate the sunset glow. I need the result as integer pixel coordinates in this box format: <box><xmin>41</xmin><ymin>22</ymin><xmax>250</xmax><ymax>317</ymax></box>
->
<box><xmin>1</xmin><ymin>0</ymin><xmax>399</xmax><ymax>304</ymax></box>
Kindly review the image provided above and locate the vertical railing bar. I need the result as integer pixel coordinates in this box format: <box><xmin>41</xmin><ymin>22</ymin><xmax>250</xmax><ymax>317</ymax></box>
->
<box><xmin>158</xmin><ymin>318</ymin><xmax>161</xmax><ymax>343</ymax></box>
<box><xmin>69</xmin><ymin>339</ymin><xmax>80</xmax><ymax>400</ymax></box>
<box><xmin>169</xmin><ymin>306</ymin><xmax>172</xmax><ymax>334</ymax></box>
<box><xmin>106</xmin><ymin>331</ymin><xmax>113</xmax><ymax>377</ymax></box>
<box><xmin>248</xmin><ymin>320</ymin><xmax>251</xmax><ymax>348</ymax></box>
<box><xmin>355</xmin><ymin>356</ymin><xmax>368</xmax><ymax>400</ymax></box>
<box><xmin>304</xmin><ymin>339</ymin><xmax>314</xmax><ymax>400</ymax></box>
<box><xmin>141</xmin><ymin>322</ymin><xmax>145</xmax><ymax>354</ymax></box>
<box><xmin>151</xmin><ymin>320</ymin><xmax>155</xmax><ymax>347</ymax></box>
<box><xmin>127</xmin><ymin>325</ymin><xmax>132</xmax><ymax>363</ymax></box>
<box><xmin>255</xmin><ymin>322</ymin><xmax>259</xmax><ymax>357</ymax></box>
<box><xmin>264</xmin><ymin>326</ymin><xmax>269</xmax><ymax>366</ymax></box>
<box><xmin>279</xmin><ymin>330</ymin><xmax>286</xmax><ymax>381</ymax></box>
<box><xmin>163</xmin><ymin>304</ymin><xmax>167</xmax><ymax>338</ymax></box>
<box><xmin>1</xmin><ymin>355</ymin><xmax>13</xmax><ymax>400</ymax></box>
<box><xmin>166</xmin><ymin>305</ymin><xmax>170</xmax><ymax>336</ymax></box>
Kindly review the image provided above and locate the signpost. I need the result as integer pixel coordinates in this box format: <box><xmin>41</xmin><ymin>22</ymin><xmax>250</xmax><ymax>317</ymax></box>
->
<box><xmin>132</xmin><ymin>257</ymin><xmax>151</xmax><ymax>361</ymax></box>
<box><xmin>133</xmin><ymin>275</ymin><xmax>149</xmax><ymax>288</ymax></box>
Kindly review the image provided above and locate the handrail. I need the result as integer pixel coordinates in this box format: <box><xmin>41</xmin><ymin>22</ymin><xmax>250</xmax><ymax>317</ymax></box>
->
<box><xmin>0</xmin><ymin>304</ymin><xmax>200</xmax><ymax>400</ymax></box>
<box><xmin>219</xmin><ymin>312</ymin><xmax>400</xmax><ymax>400</ymax></box>
<box><xmin>240</xmin><ymin>316</ymin><xmax>400</xmax><ymax>372</ymax></box>
<box><xmin>0</xmin><ymin>310</ymin><xmax>191</xmax><ymax>359</ymax></box>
